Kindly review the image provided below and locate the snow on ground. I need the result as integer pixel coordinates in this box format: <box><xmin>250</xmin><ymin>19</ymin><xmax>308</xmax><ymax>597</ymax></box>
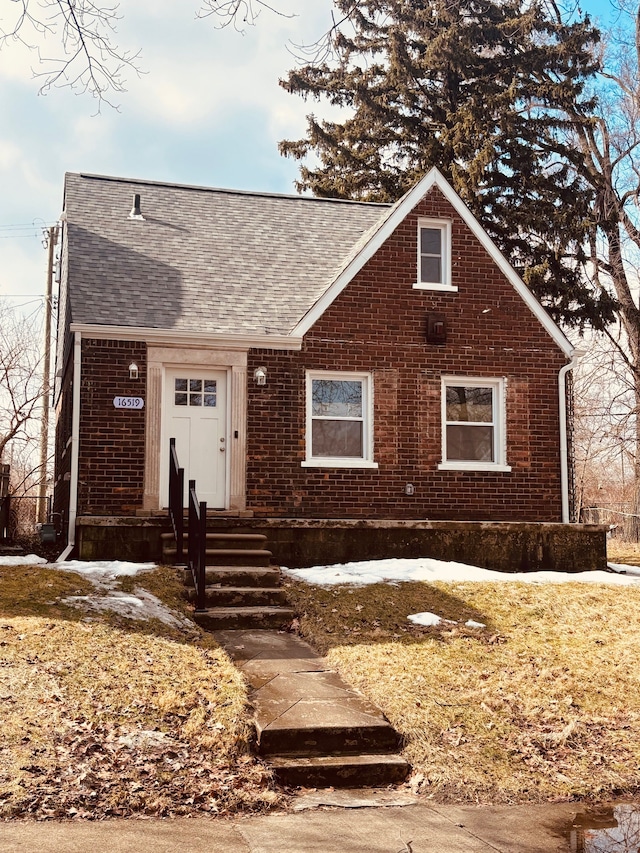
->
<box><xmin>0</xmin><ymin>554</ymin><xmax>47</xmax><ymax>566</ymax></box>
<box><xmin>61</xmin><ymin>589</ymin><xmax>191</xmax><ymax>629</ymax></box>
<box><xmin>282</xmin><ymin>557</ymin><xmax>640</xmax><ymax>627</ymax></box>
<box><xmin>56</xmin><ymin>560</ymin><xmax>156</xmax><ymax>589</ymax></box>
<box><xmin>282</xmin><ymin>557</ymin><xmax>640</xmax><ymax>587</ymax></box>
<box><xmin>0</xmin><ymin>555</ymin><xmax>190</xmax><ymax>628</ymax></box>
<box><xmin>4</xmin><ymin>552</ymin><xmax>640</xmax><ymax>630</ymax></box>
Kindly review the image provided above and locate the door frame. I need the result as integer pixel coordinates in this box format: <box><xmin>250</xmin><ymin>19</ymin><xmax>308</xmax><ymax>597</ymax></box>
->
<box><xmin>142</xmin><ymin>346</ymin><xmax>248</xmax><ymax>512</ymax></box>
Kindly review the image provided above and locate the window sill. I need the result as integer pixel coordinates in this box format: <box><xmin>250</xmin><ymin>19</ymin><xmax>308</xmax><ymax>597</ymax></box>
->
<box><xmin>302</xmin><ymin>459</ymin><xmax>379</xmax><ymax>470</ymax></box>
<box><xmin>438</xmin><ymin>462</ymin><xmax>512</xmax><ymax>473</ymax></box>
<box><xmin>413</xmin><ymin>283</ymin><xmax>458</xmax><ymax>293</ymax></box>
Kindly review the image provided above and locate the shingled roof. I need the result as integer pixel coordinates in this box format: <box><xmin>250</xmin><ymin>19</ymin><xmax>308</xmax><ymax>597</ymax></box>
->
<box><xmin>63</xmin><ymin>173</ymin><xmax>389</xmax><ymax>338</ymax></box>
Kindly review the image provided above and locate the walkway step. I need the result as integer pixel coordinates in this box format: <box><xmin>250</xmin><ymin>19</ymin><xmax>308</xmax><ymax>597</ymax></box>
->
<box><xmin>185</xmin><ymin>586</ymin><xmax>288</xmax><ymax>607</ymax></box>
<box><xmin>257</xmin><ymin>717</ymin><xmax>400</xmax><ymax>757</ymax></box>
<box><xmin>183</xmin><ymin>566</ymin><xmax>282</xmax><ymax>587</ymax></box>
<box><xmin>266</xmin><ymin>754</ymin><xmax>410</xmax><ymax>788</ymax></box>
<box><xmin>194</xmin><ymin>606</ymin><xmax>295</xmax><ymax>631</ymax></box>
<box><xmin>212</xmin><ymin>630</ymin><xmax>409</xmax><ymax>789</ymax></box>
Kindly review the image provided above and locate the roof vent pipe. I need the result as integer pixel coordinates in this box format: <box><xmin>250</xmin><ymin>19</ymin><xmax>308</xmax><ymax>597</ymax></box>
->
<box><xmin>129</xmin><ymin>193</ymin><xmax>144</xmax><ymax>220</ymax></box>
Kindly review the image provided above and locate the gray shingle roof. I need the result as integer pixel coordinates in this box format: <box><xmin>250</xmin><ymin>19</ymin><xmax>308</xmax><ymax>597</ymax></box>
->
<box><xmin>63</xmin><ymin>173</ymin><xmax>390</xmax><ymax>337</ymax></box>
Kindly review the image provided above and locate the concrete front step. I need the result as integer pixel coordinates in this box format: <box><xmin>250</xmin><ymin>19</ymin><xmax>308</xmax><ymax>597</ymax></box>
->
<box><xmin>266</xmin><ymin>754</ymin><xmax>410</xmax><ymax>788</ymax></box>
<box><xmin>194</xmin><ymin>606</ymin><xmax>295</xmax><ymax>631</ymax></box>
<box><xmin>161</xmin><ymin>532</ymin><xmax>268</xmax><ymax>550</ymax></box>
<box><xmin>183</xmin><ymin>566</ymin><xmax>282</xmax><ymax>588</ymax></box>
<box><xmin>186</xmin><ymin>586</ymin><xmax>289</xmax><ymax>607</ymax></box>
<box><xmin>166</xmin><ymin>547</ymin><xmax>272</xmax><ymax>567</ymax></box>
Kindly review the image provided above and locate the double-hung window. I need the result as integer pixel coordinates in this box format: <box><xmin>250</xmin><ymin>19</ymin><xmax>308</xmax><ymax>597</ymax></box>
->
<box><xmin>302</xmin><ymin>372</ymin><xmax>377</xmax><ymax>468</ymax></box>
<box><xmin>414</xmin><ymin>219</ymin><xmax>455</xmax><ymax>291</ymax></box>
<box><xmin>439</xmin><ymin>377</ymin><xmax>510</xmax><ymax>472</ymax></box>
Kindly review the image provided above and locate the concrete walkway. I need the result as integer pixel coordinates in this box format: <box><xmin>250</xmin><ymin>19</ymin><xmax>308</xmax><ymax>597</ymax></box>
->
<box><xmin>0</xmin><ymin>799</ymin><xmax>586</xmax><ymax>851</ymax></box>
<box><xmin>213</xmin><ymin>629</ymin><xmax>409</xmax><ymax>785</ymax></box>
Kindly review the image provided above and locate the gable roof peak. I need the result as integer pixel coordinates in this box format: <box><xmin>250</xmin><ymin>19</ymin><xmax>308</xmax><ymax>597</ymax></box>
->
<box><xmin>292</xmin><ymin>167</ymin><xmax>573</xmax><ymax>358</ymax></box>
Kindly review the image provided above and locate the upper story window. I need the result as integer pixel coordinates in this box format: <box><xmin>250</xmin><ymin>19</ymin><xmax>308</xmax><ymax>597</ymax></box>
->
<box><xmin>302</xmin><ymin>371</ymin><xmax>378</xmax><ymax>469</ymax></box>
<box><xmin>414</xmin><ymin>219</ymin><xmax>456</xmax><ymax>292</ymax></box>
<box><xmin>438</xmin><ymin>377</ymin><xmax>511</xmax><ymax>472</ymax></box>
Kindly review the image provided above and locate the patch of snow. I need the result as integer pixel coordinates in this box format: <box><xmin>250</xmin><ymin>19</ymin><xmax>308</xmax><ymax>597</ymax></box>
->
<box><xmin>283</xmin><ymin>557</ymin><xmax>640</xmax><ymax>587</ymax></box>
<box><xmin>2</xmin><ymin>557</ymin><xmax>186</xmax><ymax>628</ymax></box>
<box><xmin>608</xmin><ymin>562</ymin><xmax>640</xmax><ymax>577</ymax></box>
<box><xmin>62</xmin><ymin>587</ymin><xmax>191</xmax><ymax>629</ymax></box>
<box><xmin>465</xmin><ymin>620</ymin><xmax>487</xmax><ymax>629</ymax></box>
<box><xmin>55</xmin><ymin>560</ymin><xmax>156</xmax><ymax>588</ymax></box>
<box><xmin>0</xmin><ymin>554</ymin><xmax>47</xmax><ymax>566</ymax></box>
<box><xmin>408</xmin><ymin>611</ymin><xmax>455</xmax><ymax>627</ymax></box>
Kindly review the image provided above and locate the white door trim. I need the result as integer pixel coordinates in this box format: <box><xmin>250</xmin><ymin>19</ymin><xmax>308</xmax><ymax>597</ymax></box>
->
<box><xmin>143</xmin><ymin>347</ymin><xmax>247</xmax><ymax>512</ymax></box>
<box><xmin>161</xmin><ymin>366</ymin><xmax>229</xmax><ymax>509</ymax></box>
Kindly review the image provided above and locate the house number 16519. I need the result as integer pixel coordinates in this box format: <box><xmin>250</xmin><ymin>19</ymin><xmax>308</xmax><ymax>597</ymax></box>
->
<box><xmin>113</xmin><ymin>396</ymin><xmax>144</xmax><ymax>410</ymax></box>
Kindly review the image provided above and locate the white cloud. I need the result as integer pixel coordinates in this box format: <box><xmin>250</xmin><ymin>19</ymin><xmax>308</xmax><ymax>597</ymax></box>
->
<box><xmin>0</xmin><ymin>0</ymin><xmax>345</xmax><ymax>299</ymax></box>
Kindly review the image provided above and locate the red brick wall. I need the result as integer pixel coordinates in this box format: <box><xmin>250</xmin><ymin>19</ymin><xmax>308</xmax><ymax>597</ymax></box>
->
<box><xmin>68</xmin><ymin>186</ymin><xmax>568</xmax><ymax>522</ymax></box>
<box><xmin>77</xmin><ymin>339</ymin><xmax>147</xmax><ymax>516</ymax></box>
<box><xmin>246</xmin><ymin>187</ymin><xmax>568</xmax><ymax>521</ymax></box>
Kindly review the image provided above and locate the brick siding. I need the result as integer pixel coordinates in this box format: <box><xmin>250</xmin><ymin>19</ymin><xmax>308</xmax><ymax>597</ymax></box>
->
<box><xmin>245</xmin><ymin>188</ymin><xmax>567</xmax><ymax>521</ymax></box>
<box><xmin>61</xmin><ymin>186</ymin><xmax>568</xmax><ymax>522</ymax></box>
<box><xmin>76</xmin><ymin>339</ymin><xmax>147</xmax><ymax>516</ymax></box>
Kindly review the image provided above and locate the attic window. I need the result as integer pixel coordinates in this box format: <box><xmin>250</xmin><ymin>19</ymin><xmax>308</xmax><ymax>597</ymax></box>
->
<box><xmin>414</xmin><ymin>219</ymin><xmax>456</xmax><ymax>292</ymax></box>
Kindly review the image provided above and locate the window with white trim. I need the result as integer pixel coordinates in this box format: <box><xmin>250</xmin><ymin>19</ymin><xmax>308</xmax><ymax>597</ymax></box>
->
<box><xmin>303</xmin><ymin>372</ymin><xmax>377</xmax><ymax>468</ymax></box>
<box><xmin>414</xmin><ymin>219</ymin><xmax>455</xmax><ymax>291</ymax></box>
<box><xmin>439</xmin><ymin>377</ymin><xmax>510</xmax><ymax>471</ymax></box>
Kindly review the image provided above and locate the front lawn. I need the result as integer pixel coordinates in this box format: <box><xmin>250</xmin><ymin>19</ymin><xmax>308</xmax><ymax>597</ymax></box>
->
<box><xmin>285</xmin><ymin>542</ymin><xmax>640</xmax><ymax>804</ymax></box>
<box><xmin>0</xmin><ymin>563</ymin><xmax>280</xmax><ymax>819</ymax></box>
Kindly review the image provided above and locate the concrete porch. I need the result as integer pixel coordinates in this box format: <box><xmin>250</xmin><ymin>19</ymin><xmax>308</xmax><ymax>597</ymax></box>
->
<box><xmin>71</xmin><ymin>516</ymin><xmax>608</xmax><ymax>573</ymax></box>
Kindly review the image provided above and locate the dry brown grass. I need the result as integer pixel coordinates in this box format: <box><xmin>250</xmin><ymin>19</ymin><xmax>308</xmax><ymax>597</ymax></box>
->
<box><xmin>285</xmin><ymin>572</ymin><xmax>640</xmax><ymax>804</ymax></box>
<box><xmin>0</xmin><ymin>563</ymin><xmax>281</xmax><ymax>819</ymax></box>
<box><xmin>607</xmin><ymin>540</ymin><xmax>640</xmax><ymax>566</ymax></box>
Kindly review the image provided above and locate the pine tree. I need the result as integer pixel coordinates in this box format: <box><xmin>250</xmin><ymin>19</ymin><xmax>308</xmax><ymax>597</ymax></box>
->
<box><xmin>279</xmin><ymin>0</ymin><xmax>617</xmax><ymax>328</ymax></box>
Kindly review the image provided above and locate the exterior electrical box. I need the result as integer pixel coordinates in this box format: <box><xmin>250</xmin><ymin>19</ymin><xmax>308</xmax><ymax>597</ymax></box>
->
<box><xmin>426</xmin><ymin>312</ymin><xmax>447</xmax><ymax>344</ymax></box>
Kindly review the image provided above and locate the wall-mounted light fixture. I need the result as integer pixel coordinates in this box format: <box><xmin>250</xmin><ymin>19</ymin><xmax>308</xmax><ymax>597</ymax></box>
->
<box><xmin>405</xmin><ymin>483</ymin><xmax>415</xmax><ymax>496</ymax></box>
<box><xmin>129</xmin><ymin>362</ymin><xmax>139</xmax><ymax>380</ymax></box>
<box><xmin>254</xmin><ymin>366</ymin><xmax>267</xmax><ymax>386</ymax></box>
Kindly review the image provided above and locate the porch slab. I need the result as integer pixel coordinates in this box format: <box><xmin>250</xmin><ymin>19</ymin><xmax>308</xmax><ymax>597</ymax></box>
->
<box><xmin>73</xmin><ymin>516</ymin><xmax>608</xmax><ymax>573</ymax></box>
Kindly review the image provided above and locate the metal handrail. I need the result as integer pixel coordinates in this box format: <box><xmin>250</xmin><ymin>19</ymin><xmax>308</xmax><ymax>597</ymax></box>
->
<box><xmin>168</xmin><ymin>438</ymin><xmax>185</xmax><ymax>564</ymax></box>
<box><xmin>188</xmin><ymin>479</ymin><xmax>207</xmax><ymax>613</ymax></box>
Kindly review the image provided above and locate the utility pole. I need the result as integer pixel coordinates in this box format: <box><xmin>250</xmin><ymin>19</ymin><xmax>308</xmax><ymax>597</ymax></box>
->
<box><xmin>37</xmin><ymin>225</ymin><xmax>58</xmax><ymax>525</ymax></box>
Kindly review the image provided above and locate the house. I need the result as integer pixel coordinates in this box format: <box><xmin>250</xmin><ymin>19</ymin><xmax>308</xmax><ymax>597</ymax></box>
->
<box><xmin>52</xmin><ymin>168</ymin><xmax>605</xmax><ymax>569</ymax></box>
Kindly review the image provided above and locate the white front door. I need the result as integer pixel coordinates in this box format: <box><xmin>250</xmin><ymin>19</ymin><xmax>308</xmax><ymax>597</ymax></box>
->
<box><xmin>162</xmin><ymin>368</ymin><xmax>228</xmax><ymax>508</ymax></box>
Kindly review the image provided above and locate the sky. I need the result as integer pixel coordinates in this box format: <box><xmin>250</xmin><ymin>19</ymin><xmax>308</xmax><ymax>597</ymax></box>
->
<box><xmin>0</xmin><ymin>0</ymin><xmax>623</xmax><ymax>313</ymax></box>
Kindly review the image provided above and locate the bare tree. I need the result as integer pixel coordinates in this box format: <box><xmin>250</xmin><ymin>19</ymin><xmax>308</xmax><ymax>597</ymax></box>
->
<box><xmin>572</xmin><ymin>331</ymin><xmax>636</xmax><ymax>534</ymax></box>
<box><xmin>0</xmin><ymin>299</ymin><xmax>45</xmax><ymax>476</ymax></box>
<box><xmin>562</xmin><ymin>1</ymin><xmax>640</xmax><ymax>537</ymax></box>
<box><xmin>0</xmin><ymin>0</ymin><xmax>300</xmax><ymax>105</ymax></box>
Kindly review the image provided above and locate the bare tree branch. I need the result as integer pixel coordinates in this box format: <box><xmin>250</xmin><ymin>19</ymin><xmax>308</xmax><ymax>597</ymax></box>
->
<box><xmin>0</xmin><ymin>0</ymin><xmax>142</xmax><ymax>107</ymax></box>
<box><xmin>0</xmin><ymin>300</ymin><xmax>45</xmax><ymax>467</ymax></box>
<box><xmin>197</xmin><ymin>0</ymin><xmax>295</xmax><ymax>30</ymax></box>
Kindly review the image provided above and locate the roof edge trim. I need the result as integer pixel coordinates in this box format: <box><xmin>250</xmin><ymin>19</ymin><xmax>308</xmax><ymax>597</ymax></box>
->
<box><xmin>65</xmin><ymin>171</ymin><xmax>390</xmax><ymax>208</ymax></box>
<box><xmin>70</xmin><ymin>324</ymin><xmax>303</xmax><ymax>351</ymax></box>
